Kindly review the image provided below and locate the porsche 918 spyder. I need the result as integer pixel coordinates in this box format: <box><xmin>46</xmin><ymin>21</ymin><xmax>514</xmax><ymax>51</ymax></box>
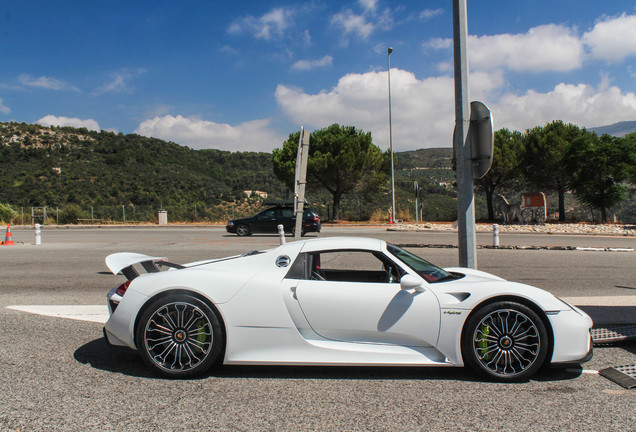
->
<box><xmin>104</xmin><ymin>237</ymin><xmax>592</xmax><ymax>382</ymax></box>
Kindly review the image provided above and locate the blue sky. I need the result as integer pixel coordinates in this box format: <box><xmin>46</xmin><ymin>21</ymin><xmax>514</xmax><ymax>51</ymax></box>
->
<box><xmin>1</xmin><ymin>0</ymin><xmax>635</xmax><ymax>152</ymax></box>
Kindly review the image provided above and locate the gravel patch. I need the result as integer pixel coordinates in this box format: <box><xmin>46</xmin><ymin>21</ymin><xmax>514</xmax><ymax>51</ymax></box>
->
<box><xmin>389</xmin><ymin>222</ymin><xmax>635</xmax><ymax>236</ymax></box>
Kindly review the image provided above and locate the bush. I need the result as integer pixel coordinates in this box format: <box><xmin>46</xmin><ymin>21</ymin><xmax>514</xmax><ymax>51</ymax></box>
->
<box><xmin>0</xmin><ymin>203</ymin><xmax>18</xmax><ymax>224</ymax></box>
<box><xmin>58</xmin><ymin>203</ymin><xmax>89</xmax><ymax>224</ymax></box>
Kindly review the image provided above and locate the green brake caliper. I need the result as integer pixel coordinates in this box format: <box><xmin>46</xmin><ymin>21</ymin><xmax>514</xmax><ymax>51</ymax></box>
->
<box><xmin>477</xmin><ymin>324</ymin><xmax>490</xmax><ymax>360</ymax></box>
<box><xmin>195</xmin><ymin>320</ymin><xmax>208</xmax><ymax>352</ymax></box>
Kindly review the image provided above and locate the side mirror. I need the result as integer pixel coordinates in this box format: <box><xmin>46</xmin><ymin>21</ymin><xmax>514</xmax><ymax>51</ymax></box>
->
<box><xmin>400</xmin><ymin>274</ymin><xmax>426</xmax><ymax>292</ymax></box>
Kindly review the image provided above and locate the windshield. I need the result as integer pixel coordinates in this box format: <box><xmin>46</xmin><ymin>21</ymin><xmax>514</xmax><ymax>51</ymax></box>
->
<box><xmin>387</xmin><ymin>244</ymin><xmax>452</xmax><ymax>283</ymax></box>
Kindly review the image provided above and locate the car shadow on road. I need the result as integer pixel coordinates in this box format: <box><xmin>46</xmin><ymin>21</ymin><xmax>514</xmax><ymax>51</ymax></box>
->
<box><xmin>74</xmin><ymin>337</ymin><xmax>584</xmax><ymax>383</ymax></box>
<box><xmin>209</xmin><ymin>364</ymin><xmax>582</xmax><ymax>383</ymax></box>
<box><xmin>74</xmin><ymin>337</ymin><xmax>161</xmax><ymax>379</ymax></box>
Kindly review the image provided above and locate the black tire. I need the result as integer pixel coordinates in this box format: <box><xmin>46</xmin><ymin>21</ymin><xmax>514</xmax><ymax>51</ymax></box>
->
<box><xmin>290</xmin><ymin>226</ymin><xmax>306</xmax><ymax>237</ymax></box>
<box><xmin>136</xmin><ymin>294</ymin><xmax>225</xmax><ymax>378</ymax></box>
<box><xmin>461</xmin><ymin>301</ymin><xmax>548</xmax><ymax>382</ymax></box>
<box><xmin>236</xmin><ymin>224</ymin><xmax>250</xmax><ymax>236</ymax></box>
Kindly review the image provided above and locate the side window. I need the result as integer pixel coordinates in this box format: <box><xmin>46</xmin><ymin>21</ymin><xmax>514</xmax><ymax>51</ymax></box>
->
<box><xmin>280</xmin><ymin>208</ymin><xmax>294</xmax><ymax>218</ymax></box>
<box><xmin>309</xmin><ymin>250</ymin><xmax>401</xmax><ymax>283</ymax></box>
<box><xmin>259</xmin><ymin>209</ymin><xmax>275</xmax><ymax>220</ymax></box>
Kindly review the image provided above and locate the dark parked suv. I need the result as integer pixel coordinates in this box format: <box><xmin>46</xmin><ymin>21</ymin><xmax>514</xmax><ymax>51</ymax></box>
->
<box><xmin>226</xmin><ymin>206</ymin><xmax>321</xmax><ymax>236</ymax></box>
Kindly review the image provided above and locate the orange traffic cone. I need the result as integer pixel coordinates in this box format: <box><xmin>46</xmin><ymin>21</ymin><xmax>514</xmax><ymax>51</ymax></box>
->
<box><xmin>3</xmin><ymin>224</ymin><xmax>15</xmax><ymax>245</ymax></box>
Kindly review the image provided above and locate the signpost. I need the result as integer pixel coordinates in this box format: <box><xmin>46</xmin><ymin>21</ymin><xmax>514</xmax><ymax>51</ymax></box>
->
<box><xmin>453</xmin><ymin>0</ymin><xmax>477</xmax><ymax>269</ymax></box>
<box><xmin>294</xmin><ymin>127</ymin><xmax>310</xmax><ymax>240</ymax></box>
<box><xmin>469</xmin><ymin>101</ymin><xmax>494</xmax><ymax>179</ymax></box>
<box><xmin>453</xmin><ymin>1</ymin><xmax>494</xmax><ymax>269</ymax></box>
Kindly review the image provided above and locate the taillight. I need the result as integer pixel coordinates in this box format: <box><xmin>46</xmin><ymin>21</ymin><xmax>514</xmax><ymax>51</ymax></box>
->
<box><xmin>115</xmin><ymin>280</ymin><xmax>132</xmax><ymax>297</ymax></box>
<box><xmin>314</xmin><ymin>215</ymin><xmax>320</xmax><ymax>221</ymax></box>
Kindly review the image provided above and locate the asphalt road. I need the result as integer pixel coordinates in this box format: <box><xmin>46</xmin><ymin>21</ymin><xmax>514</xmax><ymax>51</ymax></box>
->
<box><xmin>1</xmin><ymin>226</ymin><xmax>634</xmax><ymax>431</ymax></box>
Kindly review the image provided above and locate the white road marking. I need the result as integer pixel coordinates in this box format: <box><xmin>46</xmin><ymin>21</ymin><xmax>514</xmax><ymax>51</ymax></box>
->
<box><xmin>6</xmin><ymin>305</ymin><xmax>109</xmax><ymax>323</ymax></box>
<box><xmin>565</xmin><ymin>368</ymin><xmax>599</xmax><ymax>374</ymax></box>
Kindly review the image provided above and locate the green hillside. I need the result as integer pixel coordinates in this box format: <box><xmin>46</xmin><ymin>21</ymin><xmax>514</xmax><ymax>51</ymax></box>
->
<box><xmin>0</xmin><ymin>122</ymin><xmax>287</xmax><ymax>222</ymax></box>
<box><xmin>3</xmin><ymin>121</ymin><xmax>634</xmax><ymax>224</ymax></box>
<box><xmin>0</xmin><ymin>122</ymin><xmax>462</xmax><ymax>224</ymax></box>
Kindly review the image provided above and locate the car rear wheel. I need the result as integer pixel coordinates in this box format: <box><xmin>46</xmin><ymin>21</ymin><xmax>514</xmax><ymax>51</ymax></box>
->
<box><xmin>236</xmin><ymin>224</ymin><xmax>250</xmax><ymax>236</ymax></box>
<box><xmin>290</xmin><ymin>226</ymin><xmax>306</xmax><ymax>237</ymax></box>
<box><xmin>461</xmin><ymin>301</ymin><xmax>548</xmax><ymax>382</ymax></box>
<box><xmin>136</xmin><ymin>294</ymin><xmax>225</xmax><ymax>378</ymax></box>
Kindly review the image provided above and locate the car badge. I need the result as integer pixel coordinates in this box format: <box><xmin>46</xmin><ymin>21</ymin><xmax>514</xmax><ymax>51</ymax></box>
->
<box><xmin>276</xmin><ymin>255</ymin><xmax>291</xmax><ymax>268</ymax></box>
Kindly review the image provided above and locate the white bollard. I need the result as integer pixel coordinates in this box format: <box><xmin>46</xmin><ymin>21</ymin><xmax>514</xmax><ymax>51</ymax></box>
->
<box><xmin>35</xmin><ymin>223</ymin><xmax>42</xmax><ymax>245</ymax></box>
<box><xmin>277</xmin><ymin>224</ymin><xmax>286</xmax><ymax>245</ymax></box>
<box><xmin>492</xmin><ymin>224</ymin><xmax>499</xmax><ymax>248</ymax></box>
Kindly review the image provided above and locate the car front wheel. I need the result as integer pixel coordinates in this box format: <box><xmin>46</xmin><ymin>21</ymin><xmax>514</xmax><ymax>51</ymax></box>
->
<box><xmin>236</xmin><ymin>224</ymin><xmax>250</xmax><ymax>236</ymax></box>
<box><xmin>461</xmin><ymin>301</ymin><xmax>548</xmax><ymax>382</ymax></box>
<box><xmin>136</xmin><ymin>294</ymin><xmax>225</xmax><ymax>378</ymax></box>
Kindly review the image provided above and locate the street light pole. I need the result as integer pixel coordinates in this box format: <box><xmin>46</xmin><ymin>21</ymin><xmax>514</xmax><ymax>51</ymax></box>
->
<box><xmin>453</xmin><ymin>0</ymin><xmax>477</xmax><ymax>268</ymax></box>
<box><xmin>387</xmin><ymin>47</ymin><xmax>396</xmax><ymax>224</ymax></box>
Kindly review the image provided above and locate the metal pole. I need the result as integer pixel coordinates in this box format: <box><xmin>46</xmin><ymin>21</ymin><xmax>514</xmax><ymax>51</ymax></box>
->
<box><xmin>453</xmin><ymin>0</ymin><xmax>477</xmax><ymax>268</ymax></box>
<box><xmin>414</xmin><ymin>181</ymin><xmax>419</xmax><ymax>225</ymax></box>
<box><xmin>387</xmin><ymin>47</ymin><xmax>396</xmax><ymax>224</ymax></box>
<box><xmin>294</xmin><ymin>127</ymin><xmax>310</xmax><ymax>240</ymax></box>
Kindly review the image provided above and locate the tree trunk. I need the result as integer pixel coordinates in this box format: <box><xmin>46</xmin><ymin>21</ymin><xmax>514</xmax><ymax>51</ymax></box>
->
<box><xmin>332</xmin><ymin>192</ymin><xmax>342</xmax><ymax>221</ymax></box>
<box><xmin>558</xmin><ymin>187</ymin><xmax>566</xmax><ymax>222</ymax></box>
<box><xmin>485</xmin><ymin>188</ymin><xmax>495</xmax><ymax>221</ymax></box>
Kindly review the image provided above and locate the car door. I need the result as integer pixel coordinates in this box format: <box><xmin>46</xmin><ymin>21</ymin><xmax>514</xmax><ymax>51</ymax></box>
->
<box><xmin>293</xmin><ymin>250</ymin><xmax>440</xmax><ymax>348</ymax></box>
<box><xmin>277</xmin><ymin>207</ymin><xmax>295</xmax><ymax>231</ymax></box>
<box><xmin>253</xmin><ymin>208</ymin><xmax>277</xmax><ymax>233</ymax></box>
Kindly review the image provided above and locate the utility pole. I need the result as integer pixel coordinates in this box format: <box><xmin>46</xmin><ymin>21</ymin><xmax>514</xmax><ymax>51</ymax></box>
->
<box><xmin>453</xmin><ymin>0</ymin><xmax>477</xmax><ymax>268</ymax></box>
<box><xmin>387</xmin><ymin>47</ymin><xmax>396</xmax><ymax>224</ymax></box>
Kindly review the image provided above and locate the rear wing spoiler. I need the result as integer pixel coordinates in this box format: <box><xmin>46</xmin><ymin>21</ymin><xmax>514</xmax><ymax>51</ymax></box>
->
<box><xmin>105</xmin><ymin>252</ymin><xmax>184</xmax><ymax>281</ymax></box>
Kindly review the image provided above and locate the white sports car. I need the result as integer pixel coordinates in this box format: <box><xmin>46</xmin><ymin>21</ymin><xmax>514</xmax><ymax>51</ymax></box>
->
<box><xmin>104</xmin><ymin>237</ymin><xmax>593</xmax><ymax>382</ymax></box>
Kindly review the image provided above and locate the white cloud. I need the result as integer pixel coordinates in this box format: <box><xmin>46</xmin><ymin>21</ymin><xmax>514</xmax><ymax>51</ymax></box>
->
<box><xmin>18</xmin><ymin>74</ymin><xmax>79</xmax><ymax>91</ymax></box>
<box><xmin>0</xmin><ymin>97</ymin><xmax>10</xmax><ymax>114</ymax></box>
<box><xmin>427</xmin><ymin>24</ymin><xmax>583</xmax><ymax>72</ymax></box>
<box><xmin>331</xmin><ymin>10</ymin><xmax>375</xmax><ymax>39</ymax></box>
<box><xmin>276</xmin><ymin>67</ymin><xmax>636</xmax><ymax>150</ymax></box>
<box><xmin>276</xmin><ymin>69</ymin><xmax>459</xmax><ymax>150</ymax></box>
<box><xmin>291</xmin><ymin>55</ymin><xmax>333</xmax><ymax>71</ymax></box>
<box><xmin>94</xmin><ymin>68</ymin><xmax>147</xmax><ymax>95</ymax></box>
<box><xmin>36</xmin><ymin>115</ymin><xmax>101</xmax><ymax>131</ymax></box>
<box><xmin>134</xmin><ymin>115</ymin><xmax>286</xmax><ymax>151</ymax></box>
<box><xmin>426</xmin><ymin>37</ymin><xmax>452</xmax><ymax>50</ymax></box>
<box><xmin>358</xmin><ymin>0</ymin><xmax>377</xmax><ymax>13</ymax></box>
<box><xmin>493</xmin><ymin>82</ymin><xmax>636</xmax><ymax>131</ymax></box>
<box><xmin>420</xmin><ymin>8</ymin><xmax>443</xmax><ymax>20</ymax></box>
<box><xmin>470</xmin><ymin>24</ymin><xmax>583</xmax><ymax>72</ymax></box>
<box><xmin>583</xmin><ymin>13</ymin><xmax>636</xmax><ymax>62</ymax></box>
<box><xmin>228</xmin><ymin>7</ymin><xmax>293</xmax><ymax>40</ymax></box>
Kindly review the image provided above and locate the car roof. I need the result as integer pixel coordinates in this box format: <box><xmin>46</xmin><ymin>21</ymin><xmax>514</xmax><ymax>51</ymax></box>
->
<box><xmin>298</xmin><ymin>236</ymin><xmax>386</xmax><ymax>253</ymax></box>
